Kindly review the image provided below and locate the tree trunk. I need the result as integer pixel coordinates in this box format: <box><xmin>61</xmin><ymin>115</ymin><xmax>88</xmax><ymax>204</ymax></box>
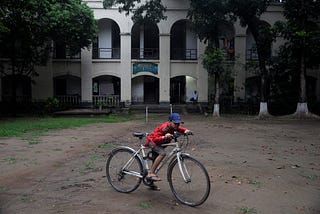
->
<box><xmin>294</xmin><ymin>47</ymin><xmax>310</xmax><ymax>117</ymax></box>
<box><xmin>292</xmin><ymin>52</ymin><xmax>319</xmax><ymax>118</ymax></box>
<box><xmin>212</xmin><ymin>74</ymin><xmax>220</xmax><ymax>116</ymax></box>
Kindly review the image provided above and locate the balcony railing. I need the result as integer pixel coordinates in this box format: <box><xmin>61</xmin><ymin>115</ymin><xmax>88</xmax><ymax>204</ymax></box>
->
<box><xmin>55</xmin><ymin>95</ymin><xmax>81</xmax><ymax>105</ymax></box>
<box><xmin>92</xmin><ymin>95</ymin><xmax>120</xmax><ymax>107</ymax></box>
<box><xmin>131</xmin><ymin>48</ymin><xmax>159</xmax><ymax>60</ymax></box>
<box><xmin>171</xmin><ymin>49</ymin><xmax>197</xmax><ymax>60</ymax></box>
<box><xmin>1</xmin><ymin>95</ymin><xmax>32</xmax><ymax>103</ymax></box>
<box><xmin>92</xmin><ymin>48</ymin><xmax>120</xmax><ymax>59</ymax></box>
<box><xmin>246</xmin><ymin>47</ymin><xmax>259</xmax><ymax>61</ymax></box>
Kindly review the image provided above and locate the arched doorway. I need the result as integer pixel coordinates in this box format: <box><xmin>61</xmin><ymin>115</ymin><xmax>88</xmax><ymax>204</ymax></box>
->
<box><xmin>131</xmin><ymin>22</ymin><xmax>159</xmax><ymax>59</ymax></box>
<box><xmin>170</xmin><ymin>76</ymin><xmax>186</xmax><ymax>104</ymax></box>
<box><xmin>1</xmin><ymin>75</ymin><xmax>31</xmax><ymax>103</ymax></box>
<box><xmin>92</xmin><ymin>75</ymin><xmax>121</xmax><ymax>106</ymax></box>
<box><xmin>170</xmin><ymin>20</ymin><xmax>197</xmax><ymax>60</ymax></box>
<box><xmin>54</xmin><ymin>75</ymin><xmax>81</xmax><ymax>105</ymax></box>
<box><xmin>170</xmin><ymin>75</ymin><xmax>198</xmax><ymax>104</ymax></box>
<box><xmin>132</xmin><ymin>76</ymin><xmax>159</xmax><ymax>104</ymax></box>
<box><xmin>93</xmin><ymin>18</ymin><xmax>121</xmax><ymax>59</ymax></box>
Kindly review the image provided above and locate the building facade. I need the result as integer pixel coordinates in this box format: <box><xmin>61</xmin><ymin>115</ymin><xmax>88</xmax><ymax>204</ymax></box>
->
<box><xmin>1</xmin><ymin>0</ymin><xmax>319</xmax><ymax>109</ymax></box>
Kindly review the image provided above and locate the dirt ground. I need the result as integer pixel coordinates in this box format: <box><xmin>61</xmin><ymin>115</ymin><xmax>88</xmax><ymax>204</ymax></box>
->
<box><xmin>0</xmin><ymin>114</ymin><xmax>320</xmax><ymax>214</ymax></box>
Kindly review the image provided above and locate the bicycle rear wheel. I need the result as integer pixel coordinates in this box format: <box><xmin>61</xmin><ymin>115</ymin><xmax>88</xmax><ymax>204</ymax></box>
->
<box><xmin>167</xmin><ymin>155</ymin><xmax>211</xmax><ymax>206</ymax></box>
<box><xmin>106</xmin><ymin>147</ymin><xmax>143</xmax><ymax>193</ymax></box>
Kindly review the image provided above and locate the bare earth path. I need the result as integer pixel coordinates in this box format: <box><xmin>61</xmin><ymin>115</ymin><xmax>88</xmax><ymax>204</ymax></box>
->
<box><xmin>0</xmin><ymin>115</ymin><xmax>320</xmax><ymax>214</ymax></box>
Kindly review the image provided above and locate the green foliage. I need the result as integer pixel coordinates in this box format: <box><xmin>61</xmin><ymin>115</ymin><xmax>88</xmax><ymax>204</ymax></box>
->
<box><xmin>103</xmin><ymin>0</ymin><xmax>166</xmax><ymax>24</ymax></box>
<box><xmin>0</xmin><ymin>115</ymin><xmax>140</xmax><ymax>137</ymax></box>
<box><xmin>45</xmin><ymin>97</ymin><xmax>60</xmax><ymax>113</ymax></box>
<box><xmin>272</xmin><ymin>0</ymin><xmax>320</xmax><ymax>104</ymax></box>
<box><xmin>188</xmin><ymin>0</ymin><xmax>232</xmax><ymax>43</ymax></box>
<box><xmin>227</xmin><ymin>0</ymin><xmax>271</xmax><ymax>26</ymax></box>
<box><xmin>274</xmin><ymin>0</ymin><xmax>320</xmax><ymax>68</ymax></box>
<box><xmin>0</xmin><ymin>0</ymin><xmax>97</xmax><ymax>76</ymax></box>
<box><xmin>239</xmin><ymin>206</ymin><xmax>257</xmax><ymax>214</ymax></box>
<box><xmin>202</xmin><ymin>48</ymin><xmax>227</xmax><ymax>76</ymax></box>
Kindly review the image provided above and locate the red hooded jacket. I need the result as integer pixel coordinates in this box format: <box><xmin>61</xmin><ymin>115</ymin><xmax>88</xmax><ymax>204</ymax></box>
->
<box><xmin>145</xmin><ymin>121</ymin><xmax>187</xmax><ymax>146</ymax></box>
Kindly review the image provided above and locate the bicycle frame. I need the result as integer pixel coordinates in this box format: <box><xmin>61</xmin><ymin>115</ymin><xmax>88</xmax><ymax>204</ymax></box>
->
<box><xmin>120</xmin><ymin>133</ymin><xmax>191</xmax><ymax>183</ymax></box>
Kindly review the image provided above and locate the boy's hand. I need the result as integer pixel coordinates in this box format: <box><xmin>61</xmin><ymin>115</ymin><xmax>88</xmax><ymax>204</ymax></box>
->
<box><xmin>164</xmin><ymin>133</ymin><xmax>173</xmax><ymax>139</ymax></box>
<box><xmin>184</xmin><ymin>130</ymin><xmax>193</xmax><ymax>135</ymax></box>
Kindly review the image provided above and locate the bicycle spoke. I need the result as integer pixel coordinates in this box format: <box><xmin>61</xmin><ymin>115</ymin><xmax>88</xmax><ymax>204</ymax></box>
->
<box><xmin>168</xmin><ymin>155</ymin><xmax>210</xmax><ymax>206</ymax></box>
<box><xmin>106</xmin><ymin>148</ymin><xmax>143</xmax><ymax>193</ymax></box>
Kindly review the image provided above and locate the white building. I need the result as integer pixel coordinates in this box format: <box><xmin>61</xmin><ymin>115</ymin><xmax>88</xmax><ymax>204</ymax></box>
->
<box><xmin>1</xmin><ymin>0</ymin><xmax>319</xmax><ymax>110</ymax></box>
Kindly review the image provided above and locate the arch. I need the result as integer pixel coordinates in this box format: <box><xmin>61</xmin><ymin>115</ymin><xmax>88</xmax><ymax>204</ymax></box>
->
<box><xmin>131</xmin><ymin>22</ymin><xmax>159</xmax><ymax>60</ymax></box>
<box><xmin>170</xmin><ymin>75</ymin><xmax>197</xmax><ymax>104</ymax></box>
<box><xmin>1</xmin><ymin>75</ymin><xmax>31</xmax><ymax>102</ymax></box>
<box><xmin>93</xmin><ymin>18</ymin><xmax>121</xmax><ymax>59</ymax></box>
<box><xmin>92</xmin><ymin>75</ymin><xmax>121</xmax><ymax>96</ymax></box>
<box><xmin>131</xmin><ymin>75</ymin><xmax>159</xmax><ymax>104</ymax></box>
<box><xmin>170</xmin><ymin>19</ymin><xmax>197</xmax><ymax>60</ymax></box>
<box><xmin>53</xmin><ymin>75</ymin><xmax>81</xmax><ymax>96</ymax></box>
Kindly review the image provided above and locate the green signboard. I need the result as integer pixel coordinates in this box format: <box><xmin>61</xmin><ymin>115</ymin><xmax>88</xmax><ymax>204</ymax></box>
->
<box><xmin>133</xmin><ymin>62</ymin><xmax>158</xmax><ymax>75</ymax></box>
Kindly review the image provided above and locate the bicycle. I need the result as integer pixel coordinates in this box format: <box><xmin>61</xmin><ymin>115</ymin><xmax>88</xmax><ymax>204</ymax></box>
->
<box><xmin>105</xmin><ymin>131</ymin><xmax>211</xmax><ymax>207</ymax></box>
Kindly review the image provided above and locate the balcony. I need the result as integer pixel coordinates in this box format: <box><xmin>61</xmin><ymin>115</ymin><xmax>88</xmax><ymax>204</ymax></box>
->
<box><xmin>171</xmin><ymin>49</ymin><xmax>197</xmax><ymax>60</ymax></box>
<box><xmin>131</xmin><ymin>48</ymin><xmax>159</xmax><ymax>60</ymax></box>
<box><xmin>92</xmin><ymin>48</ymin><xmax>120</xmax><ymax>59</ymax></box>
<box><xmin>246</xmin><ymin>47</ymin><xmax>259</xmax><ymax>61</ymax></box>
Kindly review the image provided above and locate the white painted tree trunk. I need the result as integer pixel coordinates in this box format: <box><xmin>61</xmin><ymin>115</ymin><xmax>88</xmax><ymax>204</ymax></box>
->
<box><xmin>293</xmin><ymin>102</ymin><xmax>320</xmax><ymax>119</ymax></box>
<box><xmin>213</xmin><ymin>104</ymin><xmax>220</xmax><ymax>116</ymax></box>
<box><xmin>295</xmin><ymin>102</ymin><xmax>309</xmax><ymax>114</ymax></box>
<box><xmin>294</xmin><ymin>102</ymin><xmax>309</xmax><ymax>118</ymax></box>
<box><xmin>258</xmin><ymin>102</ymin><xmax>270</xmax><ymax>118</ymax></box>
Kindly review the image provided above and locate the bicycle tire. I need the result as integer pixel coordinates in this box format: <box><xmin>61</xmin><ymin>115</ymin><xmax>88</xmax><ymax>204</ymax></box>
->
<box><xmin>106</xmin><ymin>147</ymin><xmax>144</xmax><ymax>193</ymax></box>
<box><xmin>167</xmin><ymin>154</ymin><xmax>211</xmax><ymax>206</ymax></box>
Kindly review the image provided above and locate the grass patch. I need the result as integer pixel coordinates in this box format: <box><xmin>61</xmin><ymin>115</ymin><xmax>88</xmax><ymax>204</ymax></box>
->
<box><xmin>53</xmin><ymin>163</ymin><xmax>65</xmax><ymax>167</ymax></box>
<box><xmin>0</xmin><ymin>186</ymin><xmax>9</xmax><ymax>192</ymax></box>
<box><xmin>247</xmin><ymin>180</ymin><xmax>261</xmax><ymax>187</ymax></box>
<box><xmin>90</xmin><ymin>154</ymin><xmax>104</xmax><ymax>161</ymax></box>
<box><xmin>239</xmin><ymin>207</ymin><xmax>257</xmax><ymax>214</ymax></box>
<box><xmin>0</xmin><ymin>115</ymin><xmax>141</xmax><ymax>137</ymax></box>
<box><xmin>18</xmin><ymin>194</ymin><xmax>32</xmax><ymax>202</ymax></box>
<box><xmin>97</xmin><ymin>143</ymin><xmax>110</xmax><ymax>148</ymax></box>
<box><xmin>302</xmin><ymin>174</ymin><xmax>318</xmax><ymax>180</ymax></box>
<box><xmin>139</xmin><ymin>201</ymin><xmax>152</xmax><ymax>209</ymax></box>
<box><xmin>2</xmin><ymin>157</ymin><xmax>17</xmax><ymax>164</ymax></box>
<box><xmin>85</xmin><ymin>161</ymin><xmax>95</xmax><ymax>169</ymax></box>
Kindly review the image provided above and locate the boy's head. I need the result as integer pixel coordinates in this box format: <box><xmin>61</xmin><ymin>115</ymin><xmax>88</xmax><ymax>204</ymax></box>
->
<box><xmin>168</xmin><ymin>113</ymin><xmax>183</xmax><ymax>129</ymax></box>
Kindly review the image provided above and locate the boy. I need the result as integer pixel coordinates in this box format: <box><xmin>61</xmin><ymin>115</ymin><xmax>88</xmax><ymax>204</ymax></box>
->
<box><xmin>145</xmin><ymin>113</ymin><xmax>192</xmax><ymax>183</ymax></box>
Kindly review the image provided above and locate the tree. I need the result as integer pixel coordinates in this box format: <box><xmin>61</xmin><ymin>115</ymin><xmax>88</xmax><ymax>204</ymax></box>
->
<box><xmin>0</xmin><ymin>0</ymin><xmax>97</xmax><ymax>113</ymax></box>
<box><xmin>202</xmin><ymin>48</ymin><xmax>231</xmax><ymax>116</ymax></box>
<box><xmin>103</xmin><ymin>0</ymin><xmax>166</xmax><ymax>23</ymax></box>
<box><xmin>188</xmin><ymin>0</ymin><xmax>232</xmax><ymax>116</ymax></box>
<box><xmin>274</xmin><ymin>0</ymin><xmax>320</xmax><ymax>118</ymax></box>
<box><xmin>227</xmin><ymin>0</ymin><xmax>274</xmax><ymax>118</ymax></box>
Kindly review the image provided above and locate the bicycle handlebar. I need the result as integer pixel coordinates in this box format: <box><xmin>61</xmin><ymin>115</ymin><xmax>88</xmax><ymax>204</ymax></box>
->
<box><xmin>133</xmin><ymin>131</ymin><xmax>192</xmax><ymax>140</ymax></box>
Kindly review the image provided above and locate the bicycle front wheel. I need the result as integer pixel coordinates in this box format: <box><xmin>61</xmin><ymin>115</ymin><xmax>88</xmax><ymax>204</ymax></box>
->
<box><xmin>167</xmin><ymin>155</ymin><xmax>211</xmax><ymax>206</ymax></box>
<box><xmin>106</xmin><ymin>147</ymin><xmax>143</xmax><ymax>193</ymax></box>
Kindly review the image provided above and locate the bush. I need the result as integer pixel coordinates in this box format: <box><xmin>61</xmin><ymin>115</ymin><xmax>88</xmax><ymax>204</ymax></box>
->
<box><xmin>45</xmin><ymin>97</ymin><xmax>60</xmax><ymax>113</ymax></box>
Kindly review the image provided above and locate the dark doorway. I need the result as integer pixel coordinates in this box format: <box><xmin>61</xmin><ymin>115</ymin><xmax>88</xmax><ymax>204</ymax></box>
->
<box><xmin>170</xmin><ymin>76</ymin><xmax>186</xmax><ymax>104</ymax></box>
<box><xmin>144</xmin><ymin>76</ymin><xmax>159</xmax><ymax>104</ymax></box>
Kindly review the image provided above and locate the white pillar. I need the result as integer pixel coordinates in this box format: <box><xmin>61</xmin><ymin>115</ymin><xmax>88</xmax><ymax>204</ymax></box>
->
<box><xmin>120</xmin><ymin>32</ymin><xmax>132</xmax><ymax>106</ymax></box>
<box><xmin>81</xmin><ymin>47</ymin><xmax>93</xmax><ymax>104</ymax></box>
<box><xmin>159</xmin><ymin>33</ymin><xmax>170</xmax><ymax>104</ymax></box>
